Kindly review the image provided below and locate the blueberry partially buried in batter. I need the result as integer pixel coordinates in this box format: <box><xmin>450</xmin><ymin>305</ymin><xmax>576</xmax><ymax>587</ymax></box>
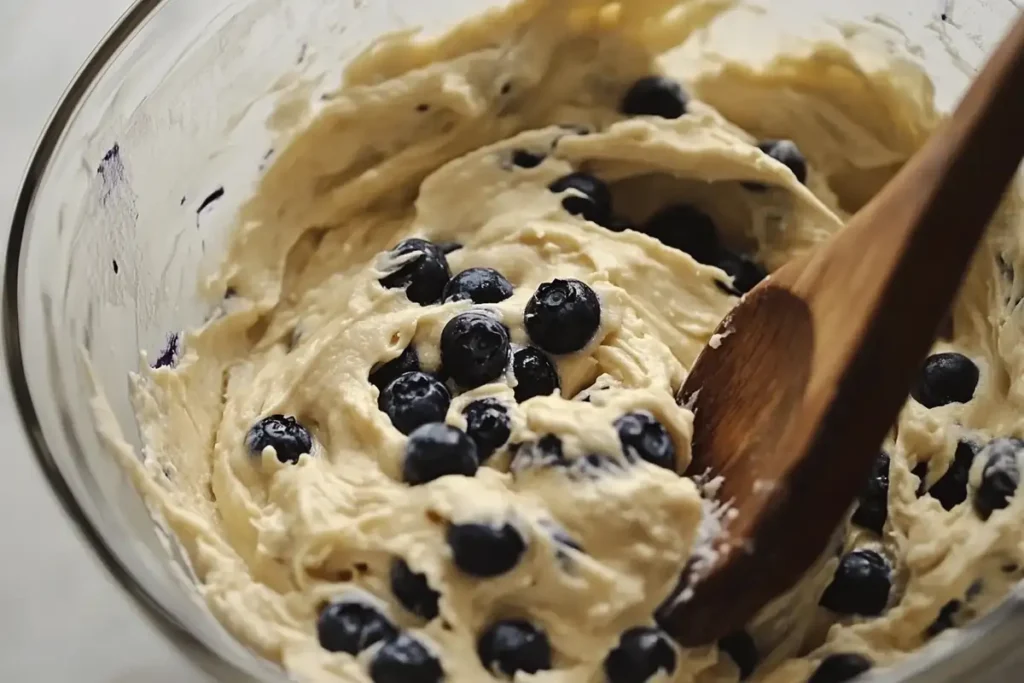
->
<box><xmin>614</xmin><ymin>411</ymin><xmax>677</xmax><ymax>471</ymax></box>
<box><xmin>317</xmin><ymin>598</ymin><xmax>397</xmax><ymax>654</ymax></box>
<box><xmin>477</xmin><ymin>619</ymin><xmax>552</xmax><ymax>678</ymax></box>
<box><xmin>462</xmin><ymin>399</ymin><xmax>511</xmax><ymax>462</ymax></box>
<box><xmin>548</xmin><ymin>172</ymin><xmax>612</xmax><ymax>225</ymax></box>
<box><xmin>744</xmin><ymin>140</ymin><xmax>808</xmax><ymax>191</ymax></box>
<box><xmin>370</xmin><ymin>633</ymin><xmax>444</xmax><ymax>683</ymax></box>
<box><xmin>603</xmin><ymin>626</ymin><xmax>678</xmax><ymax>683</ymax></box>
<box><xmin>524</xmin><ymin>279</ymin><xmax>600</xmax><ymax>354</ymax></box>
<box><xmin>974</xmin><ymin>437</ymin><xmax>1023</xmax><ymax>520</ymax></box>
<box><xmin>910</xmin><ymin>352</ymin><xmax>979</xmax><ymax>408</ymax></box>
<box><xmin>378</xmin><ymin>238</ymin><xmax>451</xmax><ymax>305</ymax></box>
<box><xmin>715</xmin><ymin>250</ymin><xmax>767</xmax><ymax>296</ymax></box>
<box><xmin>443</xmin><ymin>267</ymin><xmax>514</xmax><ymax>304</ymax></box>
<box><xmin>402</xmin><ymin>422</ymin><xmax>479</xmax><ymax>485</ymax></box>
<box><xmin>512</xmin><ymin>347</ymin><xmax>560</xmax><ymax>402</ymax></box>
<box><xmin>440</xmin><ymin>312</ymin><xmax>510</xmax><ymax>388</ymax></box>
<box><xmin>620</xmin><ymin>76</ymin><xmax>689</xmax><ymax>119</ymax></box>
<box><xmin>642</xmin><ymin>204</ymin><xmax>720</xmax><ymax>265</ymax></box>
<box><xmin>379</xmin><ymin>371</ymin><xmax>451</xmax><ymax>435</ymax></box>
<box><xmin>369</xmin><ymin>345</ymin><xmax>421</xmax><ymax>390</ymax></box>
<box><xmin>245</xmin><ymin>415</ymin><xmax>313</xmax><ymax>464</ymax></box>
<box><xmin>819</xmin><ymin>549</ymin><xmax>892</xmax><ymax>616</ymax></box>
<box><xmin>390</xmin><ymin>558</ymin><xmax>440</xmax><ymax>620</ymax></box>
<box><xmin>808</xmin><ymin>653</ymin><xmax>873</xmax><ymax>683</ymax></box>
<box><xmin>447</xmin><ymin>521</ymin><xmax>526</xmax><ymax>578</ymax></box>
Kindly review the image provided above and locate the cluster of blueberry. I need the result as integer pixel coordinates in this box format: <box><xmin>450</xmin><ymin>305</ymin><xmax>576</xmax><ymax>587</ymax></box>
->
<box><xmin>815</xmin><ymin>350</ymin><xmax>1022</xmax><ymax>658</ymax></box>
<box><xmin>316</xmin><ymin>589</ymin><xmax>679</xmax><ymax>683</ymax></box>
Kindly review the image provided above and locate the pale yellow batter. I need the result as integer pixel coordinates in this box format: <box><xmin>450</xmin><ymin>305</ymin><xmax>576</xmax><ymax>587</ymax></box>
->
<box><xmin>110</xmin><ymin>1</ymin><xmax>1024</xmax><ymax>682</ymax></box>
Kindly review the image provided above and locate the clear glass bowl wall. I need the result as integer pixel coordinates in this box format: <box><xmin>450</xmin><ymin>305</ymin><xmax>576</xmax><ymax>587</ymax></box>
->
<box><xmin>4</xmin><ymin>0</ymin><xmax>1022</xmax><ymax>681</ymax></box>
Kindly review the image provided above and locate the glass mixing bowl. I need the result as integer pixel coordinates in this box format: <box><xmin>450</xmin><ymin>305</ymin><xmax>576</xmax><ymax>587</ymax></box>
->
<box><xmin>4</xmin><ymin>0</ymin><xmax>1022</xmax><ymax>681</ymax></box>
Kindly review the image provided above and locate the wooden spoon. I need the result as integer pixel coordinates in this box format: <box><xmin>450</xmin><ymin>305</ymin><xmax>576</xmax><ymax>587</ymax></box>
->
<box><xmin>658</xmin><ymin>14</ymin><xmax>1024</xmax><ymax>647</ymax></box>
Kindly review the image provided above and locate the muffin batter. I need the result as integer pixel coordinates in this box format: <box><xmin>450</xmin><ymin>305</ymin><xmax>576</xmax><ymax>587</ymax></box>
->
<box><xmin>110</xmin><ymin>1</ymin><xmax>1024</xmax><ymax>682</ymax></box>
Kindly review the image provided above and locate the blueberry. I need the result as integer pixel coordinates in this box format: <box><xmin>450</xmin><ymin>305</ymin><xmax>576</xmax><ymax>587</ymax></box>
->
<box><xmin>974</xmin><ymin>437</ymin><xmax>1023</xmax><ymax>519</ymax></box>
<box><xmin>390</xmin><ymin>558</ymin><xmax>440</xmax><ymax>620</ymax></box>
<box><xmin>379</xmin><ymin>238</ymin><xmax>451</xmax><ymax>306</ymax></box>
<box><xmin>603</xmin><ymin>627</ymin><xmax>677</xmax><ymax>683</ymax></box>
<box><xmin>442</xmin><ymin>268</ymin><xmax>514</xmax><ymax>304</ymax></box>
<box><xmin>370</xmin><ymin>345</ymin><xmax>421</xmax><ymax>390</ymax></box>
<box><xmin>548</xmin><ymin>172</ymin><xmax>612</xmax><ymax>225</ymax></box>
<box><xmin>524</xmin><ymin>279</ymin><xmax>601</xmax><ymax>354</ymax></box>
<box><xmin>852</xmin><ymin>451</ymin><xmax>889</xmax><ymax>534</ymax></box>
<box><xmin>642</xmin><ymin>204</ymin><xmax>719</xmax><ymax>264</ymax></box>
<box><xmin>924</xmin><ymin>440</ymin><xmax>979</xmax><ymax>510</ymax></box>
<box><xmin>511</xmin><ymin>149</ymin><xmax>545</xmax><ymax>168</ymax></box>
<box><xmin>402</xmin><ymin>422</ymin><xmax>479</xmax><ymax>485</ymax></box>
<box><xmin>911</xmin><ymin>352</ymin><xmax>979</xmax><ymax>408</ymax></box>
<box><xmin>512</xmin><ymin>347</ymin><xmax>560</xmax><ymax>402</ymax></box>
<box><xmin>463</xmin><ymin>399</ymin><xmax>511</xmax><ymax>462</ymax></box>
<box><xmin>245</xmin><ymin>415</ymin><xmax>313</xmax><ymax>464</ymax></box>
<box><xmin>620</xmin><ymin>76</ymin><xmax>688</xmax><ymax>119</ymax></box>
<box><xmin>718</xmin><ymin>630</ymin><xmax>758</xmax><ymax>681</ymax></box>
<box><xmin>807</xmin><ymin>653</ymin><xmax>872</xmax><ymax>683</ymax></box>
<box><xmin>614</xmin><ymin>411</ymin><xmax>676</xmax><ymax>471</ymax></box>
<box><xmin>440</xmin><ymin>312</ymin><xmax>510</xmax><ymax>389</ymax></box>
<box><xmin>370</xmin><ymin>633</ymin><xmax>443</xmax><ymax>683</ymax></box>
<box><xmin>510</xmin><ymin>435</ymin><xmax>566</xmax><ymax>473</ymax></box>
<box><xmin>379</xmin><ymin>371</ymin><xmax>451</xmax><ymax>436</ymax></box>
<box><xmin>819</xmin><ymin>549</ymin><xmax>891</xmax><ymax>616</ymax></box>
<box><xmin>715</xmin><ymin>250</ymin><xmax>767</xmax><ymax>296</ymax></box>
<box><xmin>317</xmin><ymin>599</ymin><xmax>397</xmax><ymax>654</ymax></box>
<box><xmin>745</xmin><ymin>140</ymin><xmax>808</xmax><ymax>190</ymax></box>
<box><xmin>447</xmin><ymin>521</ymin><xmax>526</xmax><ymax>577</ymax></box>
<box><xmin>927</xmin><ymin>600</ymin><xmax>961</xmax><ymax>636</ymax></box>
<box><xmin>477</xmin><ymin>619</ymin><xmax>552</xmax><ymax>678</ymax></box>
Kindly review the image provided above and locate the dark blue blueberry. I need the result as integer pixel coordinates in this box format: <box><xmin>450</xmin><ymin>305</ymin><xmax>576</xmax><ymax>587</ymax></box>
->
<box><xmin>604</xmin><ymin>216</ymin><xmax>632</xmax><ymax>232</ymax></box>
<box><xmin>715</xmin><ymin>250</ymin><xmax>767</xmax><ymax>296</ymax></box>
<box><xmin>245</xmin><ymin>415</ymin><xmax>313</xmax><ymax>464</ymax></box>
<box><xmin>603</xmin><ymin>627</ymin><xmax>677</xmax><ymax>683</ymax></box>
<box><xmin>614</xmin><ymin>411</ymin><xmax>676</xmax><ymax>471</ymax></box>
<box><xmin>744</xmin><ymin>140</ymin><xmax>808</xmax><ymax>191</ymax></box>
<box><xmin>370</xmin><ymin>345</ymin><xmax>421</xmax><ymax>390</ymax></box>
<box><xmin>923</xmin><ymin>440</ymin><xmax>979</xmax><ymax>510</ymax></box>
<box><xmin>620</xmin><ymin>76</ymin><xmax>688</xmax><ymax>119</ymax></box>
<box><xmin>807</xmin><ymin>654</ymin><xmax>872</xmax><ymax>683</ymax></box>
<box><xmin>440</xmin><ymin>312</ymin><xmax>510</xmax><ymax>388</ymax></box>
<box><xmin>974</xmin><ymin>437</ymin><xmax>1023</xmax><ymax>519</ymax></box>
<box><xmin>927</xmin><ymin>600</ymin><xmax>962</xmax><ymax>636</ymax></box>
<box><xmin>852</xmin><ymin>451</ymin><xmax>889</xmax><ymax>534</ymax></box>
<box><xmin>442</xmin><ymin>267</ymin><xmax>514</xmax><ymax>304</ymax></box>
<box><xmin>524</xmin><ymin>279</ymin><xmax>601</xmax><ymax>354</ymax></box>
<box><xmin>463</xmin><ymin>399</ymin><xmax>511</xmax><ymax>462</ymax></box>
<box><xmin>548</xmin><ymin>172</ymin><xmax>612</xmax><ymax>225</ymax></box>
<box><xmin>642</xmin><ymin>204</ymin><xmax>720</xmax><ymax>264</ymax></box>
<box><xmin>402</xmin><ymin>422</ymin><xmax>479</xmax><ymax>485</ymax></box>
<box><xmin>911</xmin><ymin>352</ymin><xmax>979</xmax><ymax>408</ymax></box>
<box><xmin>511</xmin><ymin>149</ymin><xmax>546</xmax><ymax>168</ymax></box>
<box><xmin>369</xmin><ymin>633</ymin><xmax>443</xmax><ymax>683</ymax></box>
<box><xmin>447</xmin><ymin>521</ymin><xmax>526</xmax><ymax>577</ymax></box>
<box><xmin>317</xmin><ymin>599</ymin><xmax>397</xmax><ymax>654</ymax></box>
<box><xmin>819</xmin><ymin>549</ymin><xmax>891</xmax><ymax>616</ymax></box>
<box><xmin>477</xmin><ymin>619</ymin><xmax>552</xmax><ymax>678</ymax></box>
<box><xmin>379</xmin><ymin>371</ymin><xmax>451</xmax><ymax>436</ymax></box>
<box><xmin>510</xmin><ymin>435</ymin><xmax>566</xmax><ymax>473</ymax></box>
<box><xmin>718</xmin><ymin>630</ymin><xmax>758</xmax><ymax>681</ymax></box>
<box><xmin>512</xmin><ymin>347</ymin><xmax>560</xmax><ymax>402</ymax></box>
<box><xmin>379</xmin><ymin>238</ymin><xmax>451</xmax><ymax>306</ymax></box>
<box><xmin>153</xmin><ymin>332</ymin><xmax>180</xmax><ymax>369</ymax></box>
<box><xmin>390</xmin><ymin>558</ymin><xmax>440</xmax><ymax>620</ymax></box>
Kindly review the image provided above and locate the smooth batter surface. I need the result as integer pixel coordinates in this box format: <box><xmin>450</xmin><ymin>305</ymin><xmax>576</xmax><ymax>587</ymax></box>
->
<box><xmin>109</xmin><ymin>0</ymin><xmax>1024</xmax><ymax>681</ymax></box>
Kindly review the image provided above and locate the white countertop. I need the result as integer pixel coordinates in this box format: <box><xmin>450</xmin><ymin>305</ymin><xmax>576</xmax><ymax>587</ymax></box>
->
<box><xmin>0</xmin><ymin>2</ymin><xmax>211</xmax><ymax>681</ymax></box>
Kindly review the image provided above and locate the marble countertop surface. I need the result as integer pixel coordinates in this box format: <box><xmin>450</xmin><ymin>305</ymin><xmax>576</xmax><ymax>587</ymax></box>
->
<box><xmin>0</xmin><ymin>2</ymin><xmax>211</xmax><ymax>680</ymax></box>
